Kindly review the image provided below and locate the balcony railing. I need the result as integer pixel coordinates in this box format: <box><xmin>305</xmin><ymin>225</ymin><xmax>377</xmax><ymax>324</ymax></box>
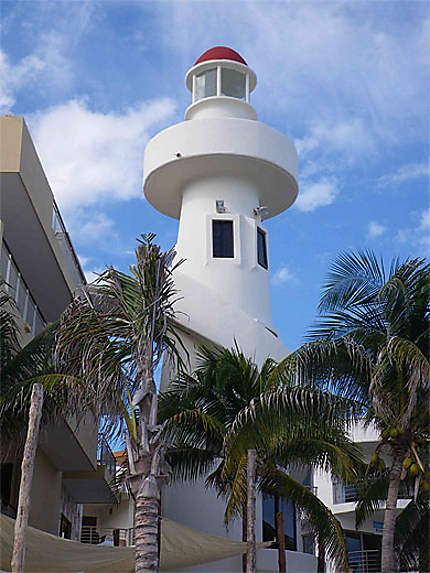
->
<box><xmin>81</xmin><ymin>526</ymin><xmax>135</xmax><ymax>547</ymax></box>
<box><xmin>1</xmin><ymin>500</ymin><xmax>17</xmax><ymax>519</ymax></box>
<box><xmin>348</xmin><ymin>549</ymin><xmax>381</xmax><ymax>572</ymax></box>
<box><xmin>0</xmin><ymin>241</ymin><xmax>46</xmax><ymax>337</ymax></box>
<box><xmin>97</xmin><ymin>436</ymin><xmax>116</xmax><ymax>483</ymax></box>
<box><xmin>305</xmin><ymin>485</ymin><xmax>318</xmax><ymax>496</ymax></box>
<box><xmin>52</xmin><ymin>202</ymin><xmax>85</xmax><ymax>288</ymax></box>
<box><xmin>333</xmin><ymin>479</ymin><xmax>412</xmax><ymax>504</ymax></box>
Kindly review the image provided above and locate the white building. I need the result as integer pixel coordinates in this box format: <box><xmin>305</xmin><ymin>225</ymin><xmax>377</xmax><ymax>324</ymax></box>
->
<box><xmin>0</xmin><ymin>116</ymin><xmax>115</xmax><ymax>544</ymax></box>
<box><xmin>143</xmin><ymin>46</ymin><xmax>316</xmax><ymax>573</ymax></box>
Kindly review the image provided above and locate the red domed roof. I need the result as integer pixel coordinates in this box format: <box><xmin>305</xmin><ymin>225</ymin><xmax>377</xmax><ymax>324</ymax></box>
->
<box><xmin>194</xmin><ymin>47</ymin><xmax>247</xmax><ymax>66</ymax></box>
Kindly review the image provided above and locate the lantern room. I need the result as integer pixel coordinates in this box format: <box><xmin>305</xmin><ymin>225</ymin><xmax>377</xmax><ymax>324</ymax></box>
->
<box><xmin>184</xmin><ymin>47</ymin><xmax>257</xmax><ymax>120</ymax></box>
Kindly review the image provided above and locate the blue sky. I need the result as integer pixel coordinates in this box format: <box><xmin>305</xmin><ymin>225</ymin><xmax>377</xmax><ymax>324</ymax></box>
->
<box><xmin>1</xmin><ymin>0</ymin><xmax>429</xmax><ymax>351</ymax></box>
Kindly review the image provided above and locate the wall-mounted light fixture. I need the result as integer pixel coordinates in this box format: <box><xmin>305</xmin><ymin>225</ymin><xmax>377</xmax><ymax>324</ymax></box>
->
<box><xmin>216</xmin><ymin>200</ymin><xmax>226</xmax><ymax>213</ymax></box>
<box><xmin>253</xmin><ymin>205</ymin><xmax>269</xmax><ymax>218</ymax></box>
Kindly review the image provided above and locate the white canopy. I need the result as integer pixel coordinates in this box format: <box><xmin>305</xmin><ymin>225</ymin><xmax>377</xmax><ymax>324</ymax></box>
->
<box><xmin>0</xmin><ymin>514</ymin><xmax>270</xmax><ymax>572</ymax></box>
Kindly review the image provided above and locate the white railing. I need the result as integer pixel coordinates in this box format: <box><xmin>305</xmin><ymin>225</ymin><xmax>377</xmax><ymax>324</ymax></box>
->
<box><xmin>0</xmin><ymin>241</ymin><xmax>46</xmax><ymax>337</ymax></box>
<box><xmin>333</xmin><ymin>478</ymin><xmax>412</xmax><ymax>505</ymax></box>
<box><xmin>348</xmin><ymin>549</ymin><xmax>381</xmax><ymax>572</ymax></box>
<box><xmin>97</xmin><ymin>436</ymin><xmax>116</xmax><ymax>483</ymax></box>
<box><xmin>81</xmin><ymin>526</ymin><xmax>135</xmax><ymax>546</ymax></box>
<box><xmin>52</xmin><ymin>202</ymin><xmax>85</xmax><ymax>288</ymax></box>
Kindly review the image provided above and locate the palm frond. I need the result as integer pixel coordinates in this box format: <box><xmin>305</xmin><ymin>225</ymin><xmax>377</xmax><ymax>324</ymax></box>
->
<box><xmin>260</xmin><ymin>467</ymin><xmax>349</xmax><ymax>571</ymax></box>
<box><xmin>317</xmin><ymin>249</ymin><xmax>387</xmax><ymax>314</ymax></box>
<box><xmin>354</xmin><ymin>473</ymin><xmax>389</xmax><ymax>527</ymax></box>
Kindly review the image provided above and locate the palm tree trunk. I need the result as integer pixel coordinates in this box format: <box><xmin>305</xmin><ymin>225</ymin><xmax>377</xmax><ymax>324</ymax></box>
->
<box><xmin>275</xmin><ymin>507</ymin><xmax>286</xmax><ymax>573</ymax></box>
<box><xmin>242</xmin><ymin>502</ymin><xmax>247</xmax><ymax>573</ymax></box>
<box><xmin>134</xmin><ymin>476</ymin><xmax>161</xmax><ymax>573</ymax></box>
<box><xmin>11</xmin><ymin>383</ymin><xmax>43</xmax><ymax>573</ymax></box>
<box><xmin>246</xmin><ymin>449</ymin><xmax>256</xmax><ymax>573</ymax></box>
<box><xmin>381</xmin><ymin>453</ymin><xmax>403</xmax><ymax>573</ymax></box>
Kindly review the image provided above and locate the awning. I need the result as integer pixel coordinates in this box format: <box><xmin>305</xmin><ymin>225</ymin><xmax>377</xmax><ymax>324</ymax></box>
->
<box><xmin>0</xmin><ymin>514</ymin><xmax>270</xmax><ymax>572</ymax></box>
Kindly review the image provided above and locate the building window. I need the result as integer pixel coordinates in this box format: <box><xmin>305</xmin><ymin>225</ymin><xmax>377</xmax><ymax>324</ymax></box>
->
<box><xmin>345</xmin><ymin>530</ymin><xmax>381</xmax><ymax>572</ymax></box>
<box><xmin>302</xmin><ymin>534</ymin><xmax>315</xmax><ymax>555</ymax></box>
<box><xmin>0</xmin><ymin>463</ymin><xmax>14</xmax><ymax>517</ymax></box>
<box><xmin>195</xmin><ymin>69</ymin><xmax>217</xmax><ymax>101</ymax></box>
<box><xmin>213</xmin><ymin>220</ymin><xmax>234</xmax><ymax>258</ymax></box>
<box><xmin>262</xmin><ymin>494</ymin><xmax>297</xmax><ymax>551</ymax></box>
<box><xmin>60</xmin><ymin>514</ymin><xmax>72</xmax><ymax>539</ymax></box>
<box><xmin>257</xmin><ymin>228</ymin><xmax>268</xmax><ymax>269</ymax></box>
<box><xmin>221</xmin><ymin>68</ymin><xmax>246</xmax><ymax>100</ymax></box>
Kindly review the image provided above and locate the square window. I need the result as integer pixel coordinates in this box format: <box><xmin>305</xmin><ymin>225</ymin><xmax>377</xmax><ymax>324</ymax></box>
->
<box><xmin>195</xmin><ymin>69</ymin><xmax>217</xmax><ymax>101</ymax></box>
<box><xmin>221</xmin><ymin>68</ymin><xmax>246</xmax><ymax>100</ymax></box>
<box><xmin>257</xmin><ymin>228</ymin><xmax>268</xmax><ymax>269</ymax></box>
<box><xmin>213</xmin><ymin>220</ymin><xmax>234</xmax><ymax>258</ymax></box>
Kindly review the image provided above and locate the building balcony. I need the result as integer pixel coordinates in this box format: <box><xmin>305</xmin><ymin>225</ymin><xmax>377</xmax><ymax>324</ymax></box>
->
<box><xmin>0</xmin><ymin>240</ymin><xmax>46</xmax><ymax>338</ymax></box>
<box><xmin>62</xmin><ymin>436</ymin><xmax>116</xmax><ymax>504</ymax></box>
<box><xmin>81</xmin><ymin>526</ymin><xmax>135</xmax><ymax>547</ymax></box>
<box><xmin>348</xmin><ymin>549</ymin><xmax>381</xmax><ymax>573</ymax></box>
<box><xmin>333</xmin><ymin>479</ymin><xmax>413</xmax><ymax>505</ymax></box>
<box><xmin>0</xmin><ymin>117</ymin><xmax>85</xmax><ymax>324</ymax></box>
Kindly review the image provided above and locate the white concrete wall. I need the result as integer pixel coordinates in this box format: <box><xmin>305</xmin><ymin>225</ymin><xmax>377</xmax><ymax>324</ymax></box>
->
<box><xmin>144</xmin><ymin>62</ymin><xmax>308</xmax><ymax>572</ymax></box>
<box><xmin>84</xmin><ymin>496</ymin><xmax>134</xmax><ymax>530</ymax></box>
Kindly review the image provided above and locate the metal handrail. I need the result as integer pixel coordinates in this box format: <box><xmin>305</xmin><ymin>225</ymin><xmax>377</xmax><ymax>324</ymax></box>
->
<box><xmin>81</xmin><ymin>526</ymin><xmax>135</xmax><ymax>546</ymax></box>
<box><xmin>1</xmin><ymin>240</ymin><xmax>46</xmax><ymax>337</ymax></box>
<box><xmin>333</xmin><ymin>478</ymin><xmax>412</xmax><ymax>504</ymax></box>
<box><xmin>1</xmin><ymin>501</ymin><xmax>17</xmax><ymax>519</ymax></box>
<box><xmin>348</xmin><ymin>549</ymin><xmax>381</xmax><ymax>572</ymax></box>
<box><xmin>52</xmin><ymin>202</ymin><xmax>86</xmax><ymax>286</ymax></box>
<box><xmin>305</xmin><ymin>485</ymin><xmax>318</xmax><ymax>495</ymax></box>
<box><xmin>97</xmin><ymin>435</ymin><xmax>116</xmax><ymax>482</ymax></box>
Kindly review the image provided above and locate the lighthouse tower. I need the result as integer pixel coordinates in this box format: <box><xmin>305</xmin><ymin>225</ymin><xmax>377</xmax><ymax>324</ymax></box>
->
<box><xmin>144</xmin><ymin>47</ymin><xmax>298</xmax><ymax>374</ymax></box>
<box><xmin>143</xmin><ymin>48</ymin><xmax>300</xmax><ymax>569</ymax></box>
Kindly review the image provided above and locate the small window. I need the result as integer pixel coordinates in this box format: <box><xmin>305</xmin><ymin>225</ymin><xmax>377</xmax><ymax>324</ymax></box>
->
<box><xmin>257</xmin><ymin>228</ymin><xmax>268</xmax><ymax>269</ymax></box>
<box><xmin>195</xmin><ymin>69</ymin><xmax>217</xmax><ymax>101</ymax></box>
<box><xmin>213</xmin><ymin>220</ymin><xmax>234</xmax><ymax>258</ymax></box>
<box><xmin>221</xmin><ymin>68</ymin><xmax>246</xmax><ymax>100</ymax></box>
<box><xmin>262</xmin><ymin>493</ymin><xmax>297</xmax><ymax>551</ymax></box>
<box><xmin>60</xmin><ymin>514</ymin><xmax>72</xmax><ymax>539</ymax></box>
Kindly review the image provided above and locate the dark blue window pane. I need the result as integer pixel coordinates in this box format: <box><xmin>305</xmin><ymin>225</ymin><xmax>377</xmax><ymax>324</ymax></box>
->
<box><xmin>262</xmin><ymin>494</ymin><xmax>296</xmax><ymax>551</ymax></box>
<box><xmin>257</xmin><ymin>228</ymin><xmax>268</xmax><ymax>269</ymax></box>
<box><xmin>213</xmin><ymin>220</ymin><xmax>234</xmax><ymax>258</ymax></box>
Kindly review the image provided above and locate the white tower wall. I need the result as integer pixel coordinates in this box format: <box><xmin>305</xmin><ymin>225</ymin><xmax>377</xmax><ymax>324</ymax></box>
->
<box><xmin>177</xmin><ymin>175</ymin><xmax>271</xmax><ymax>324</ymax></box>
<box><xmin>143</xmin><ymin>49</ymin><xmax>316</xmax><ymax>572</ymax></box>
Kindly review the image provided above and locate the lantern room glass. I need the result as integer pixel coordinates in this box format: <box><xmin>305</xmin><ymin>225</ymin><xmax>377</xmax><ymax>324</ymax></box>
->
<box><xmin>195</xmin><ymin>69</ymin><xmax>217</xmax><ymax>101</ymax></box>
<box><xmin>221</xmin><ymin>68</ymin><xmax>246</xmax><ymax>100</ymax></box>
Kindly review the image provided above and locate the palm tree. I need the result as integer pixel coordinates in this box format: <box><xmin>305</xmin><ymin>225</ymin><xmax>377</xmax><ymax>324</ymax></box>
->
<box><xmin>354</xmin><ymin>465</ymin><xmax>429</xmax><ymax>571</ymax></box>
<box><xmin>55</xmin><ymin>234</ymin><xmax>183</xmax><ymax>573</ymax></box>
<box><xmin>288</xmin><ymin>251</ymin><xmax>429</xmax><ymax>572</ymax></box>
<box><xmin>159</xmin><ymin>344</ymin><xmax>364</xmax><ymax>572</ymax></box>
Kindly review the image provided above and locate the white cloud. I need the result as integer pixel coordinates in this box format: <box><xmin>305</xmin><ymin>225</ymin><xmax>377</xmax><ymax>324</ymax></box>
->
<box><xmin>0</xmin><ymin>31</ymin><xmax>74</xmax><ymax>114</ymax></box>
<box><xmin>367</xmin><ymin>221</ymin><xmax>386</xmax><ymax>238</ymax></box>
<box><xmin>77</xmin><ymin>254</ymin><xmax>90</xmax><ymax>267</ymax></box>
<box><xmin>296</xmin><ymin>118</ymin><xmax>374</xmax><ymax>160</ymax></box>
<box><xmin>0</xmin><ymin>50</ymin><xmax>45</xmax><ymax>113</ymax></box>
<box><xmin>272</xmin><ymin>266</ymin><xmax>296</xmax><ymax>286</ymax></box>
<box><xmin>295</xmin><ymin>179</ymin><xmax>338</xmax><ymax>213</ymax></box>
<box><xmin>418</xmin><ymin>208</ymin><xmax>430</xmax><ymax>252</ymax></box>
<box><xmin>75</xmin><ymin>212</ymin><xmax>118</xmax><ymax>244</ymax></box>
<box><xmin>28</xmin><ymin>97</ymin><xmax>176</xmax><ymax>211</ymax></box>
<box><xmin>395</xmin><ymin>207</ymin><xmax>430</xmax><ymax>254</ymax></box>
<box><xmin>158</xmin><ymin>2</ymin><xmax>429</xmax><ymax>144</ymax></box>
<box><xmin>419</xmin><ymin>208</ymin><xmax>430</xmax><ymax>230</ymax></box>
<box><xmin>84</xmin><ymin>267</ymin><xmax>105</xmax><ymax>284</ymax></box>
<box><xmin>377</xmin><ymin>162</ymin><xmax>429</xmax><ymax>188</ymax></box>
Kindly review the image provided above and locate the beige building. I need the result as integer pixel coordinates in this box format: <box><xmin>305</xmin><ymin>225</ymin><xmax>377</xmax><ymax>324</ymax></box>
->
<box><xmin>0</xmin><ymin>116</ymin><xmax>114</xmax><ymax>542</ymax></box>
